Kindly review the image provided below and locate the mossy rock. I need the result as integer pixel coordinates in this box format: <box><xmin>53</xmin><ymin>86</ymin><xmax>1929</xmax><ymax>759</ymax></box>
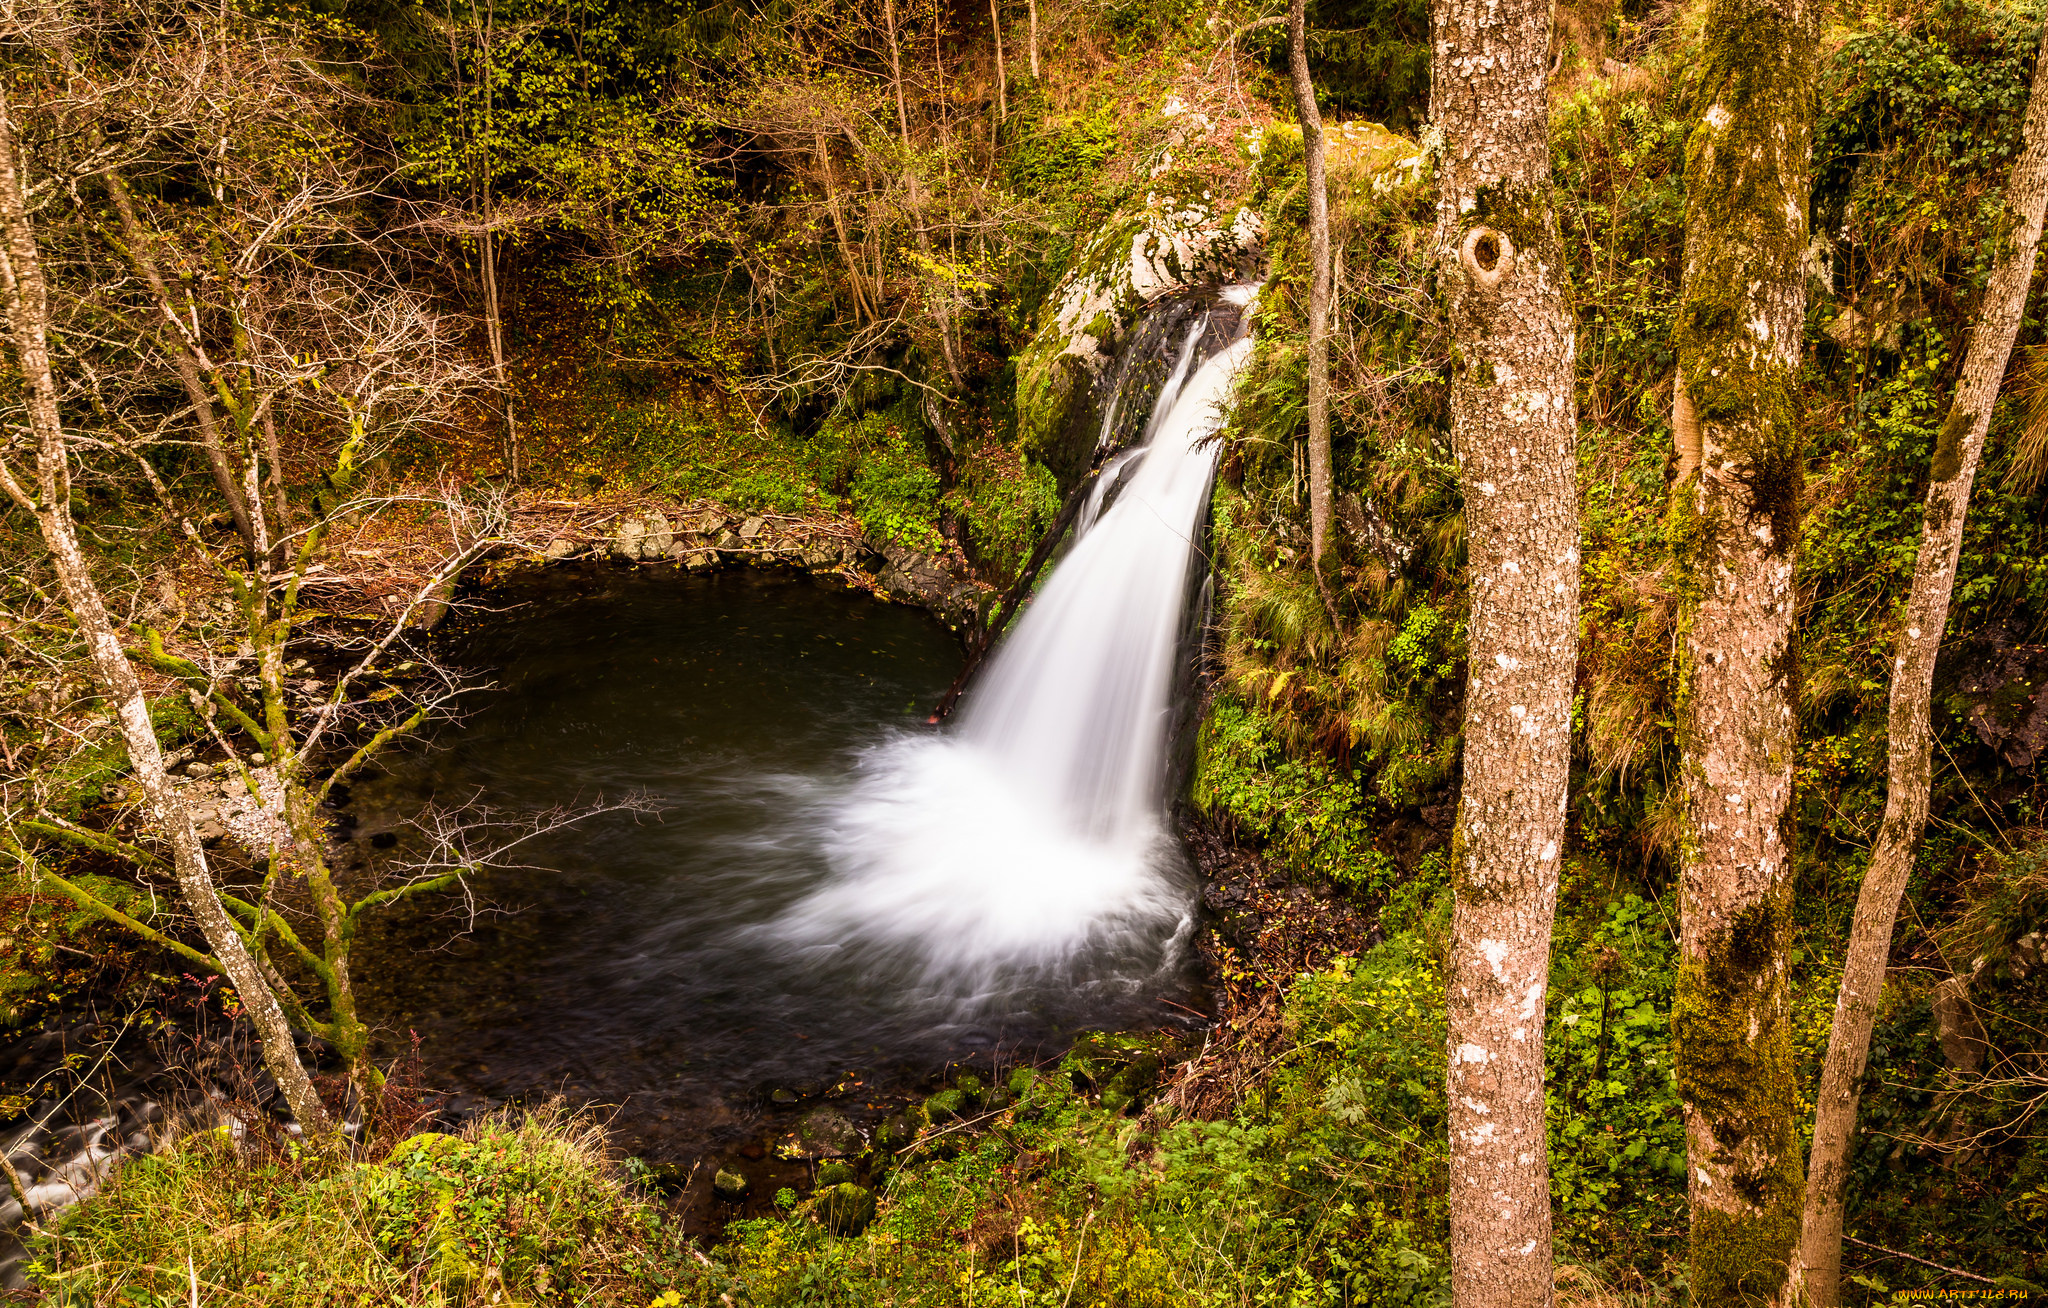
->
<box><xmin>1065</xmin><ymin>1032</ymin><xmax>1177</xmax><ymax>1112</ymax></box>
<box><xmin>923</xmin><ymin>1088</ymin><xmax>967</xmax><ymax>1125</ymax></box>
<box><xmin>815</xmin><ymin>1159</ymin><xmax>857</xmax><ymax>1188</ymax></box>
<box><xmin>383</xmin><ymin>1132</ymin><xmax>460</xmax><ymax>1167</ymax></box>
<box><xmin>713</xmin><ymin>1168</ymin><xmax>750</xmax><ymax>1201</ymax></box>
<box><xmin>873</xmin><ymin>1114</ymin><xmax>914</xmax><ymax>1148</ymax></box>
<box><xmin>816</xmin><ymin>1182</ymin><xmax>876</xmax><ymax>1236</ymax></box>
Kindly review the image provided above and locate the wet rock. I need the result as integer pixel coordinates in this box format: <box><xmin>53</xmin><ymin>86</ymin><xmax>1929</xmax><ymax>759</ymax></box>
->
<box><xmin>816</xmin><ymin>1182</ymin><xmax>876</xmax><ymax>1236</ymax></box>
<box><xmin>713</xmin><ymin>1168</ymin><xmax>749</xmax><ymax>1201</ymax></box>
<box><xmin>542</xmin><ymin>537</ymin><xmax>580</xmax><ymax>561</ymax></box>
<box><xmin>769</xmin><ymin>1088</ymin><xmax>799</xmax><ymax>1107</ymax></box>
<box><xmin>795</xmin><ymin>1106</ymin><xmax>860</xmax><ymax>1158</ymax></box>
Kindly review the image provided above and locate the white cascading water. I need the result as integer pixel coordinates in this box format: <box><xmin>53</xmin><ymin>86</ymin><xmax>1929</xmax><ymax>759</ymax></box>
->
<box><xmin>768</xmin><ymin>289</ymin><xmax>1255</xmax><ymax>1008</ymax></box>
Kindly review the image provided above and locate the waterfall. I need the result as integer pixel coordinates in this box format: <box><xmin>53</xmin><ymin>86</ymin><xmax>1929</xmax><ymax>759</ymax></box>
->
<box><xmin>768</xmin><ymin>287</ymin><xmax>1255</xmax><ymax>1012</ymax></box>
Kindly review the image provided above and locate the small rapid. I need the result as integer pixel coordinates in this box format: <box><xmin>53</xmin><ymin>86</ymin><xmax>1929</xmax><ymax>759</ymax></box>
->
<box><xmin>767</xmin><ymin>293</ymin><xmax>1255</xmax><ymax>1005</ymax></box>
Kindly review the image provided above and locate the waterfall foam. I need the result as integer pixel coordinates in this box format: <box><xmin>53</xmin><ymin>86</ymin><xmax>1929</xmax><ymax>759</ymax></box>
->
<box><xmin>767</xmin><ymin>296</ymin><xmax>1254</xmax><ymax>1009</ymax></box>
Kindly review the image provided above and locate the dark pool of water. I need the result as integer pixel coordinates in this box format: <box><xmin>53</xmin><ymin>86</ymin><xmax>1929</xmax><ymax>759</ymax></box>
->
<box><xmin>347</xmin><ymin>567</ymin><xmax>1194</xmax><ymax>1169</ymax></box>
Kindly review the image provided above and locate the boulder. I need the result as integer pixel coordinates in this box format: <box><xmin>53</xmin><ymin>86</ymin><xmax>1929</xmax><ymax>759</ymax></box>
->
<box><xmin>815</xmin><ymin>1159</ymin><xmax>857</xmax><ymax>1188</ymax></box>
<box><xmin>641</xmin><ymin>511</ymin><xmax>674</xmax><ymax>558</ymax></box>
<box><xmin>542</xmin><ymin>537</ymin><xmax>580</xmax><ymax>561</ymax></box>
<box><xmin>738</xmin><ymin>516</ymin><xmax>767</xmax><ymax>541</ymax></box>
<box><xmin>610</xmin><ymin>512</ymin><xmax>674</xmax><ymax>562</ymax></box>
<box><xmin>610</xmin><ymin>517</ymin><xmax>648</xmax><ymax>562</ymax></box>
<box><xmin>794</xmin><ymin>1106</ymin><xmax>861</xmax><ymax>1158</ymax></box>
<box><xmin>816</xmin><ymin>1183</ymin><xmax>876</xmax><ymax>1236</ymax></box>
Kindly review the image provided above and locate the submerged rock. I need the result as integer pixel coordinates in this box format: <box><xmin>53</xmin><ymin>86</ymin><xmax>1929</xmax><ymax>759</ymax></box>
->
<box><xmin>713</xmin><ymin>1168</ymin><xmax>749</xmax><ymax>1201</ymax></box>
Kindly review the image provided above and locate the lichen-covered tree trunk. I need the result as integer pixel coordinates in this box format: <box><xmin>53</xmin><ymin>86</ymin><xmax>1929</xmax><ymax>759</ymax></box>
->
<box><xmin>1670</xmin><ymin>3</ymin><xmax>1816</xmax><ymax>1305</ymax></box>
<box><xmin>1287</xmin><ymin>0</ymin><xmax>1334</xmax><ymax>572</ymax></box>
<box><xmin>1799</xmin><ymin>24</ymin><xmax>2048</xmax><ymax>1308</ymax></box>
<box><xmin>1430</xmin><ymin>0</ymin><xmax>1580</xmax><ymax>1301</ymax></box>
<box><xmin>0</xmin><ymin>88</ymin><xmax>330</xmax><ymax>1134</ymax></box>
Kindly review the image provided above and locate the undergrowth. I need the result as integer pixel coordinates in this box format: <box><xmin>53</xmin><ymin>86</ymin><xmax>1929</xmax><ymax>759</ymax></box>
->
<box><xmin>29</xmin><ymin>1104</ymin><xmax>684</xmax><ymax>1306</ymax></box>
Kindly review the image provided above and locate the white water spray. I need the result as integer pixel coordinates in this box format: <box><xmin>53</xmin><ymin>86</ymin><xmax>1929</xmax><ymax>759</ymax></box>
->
<box><xmin>769</xmin><ymin>292</ymin><xmax>1255</xmax><ymax>1004</ymax></box>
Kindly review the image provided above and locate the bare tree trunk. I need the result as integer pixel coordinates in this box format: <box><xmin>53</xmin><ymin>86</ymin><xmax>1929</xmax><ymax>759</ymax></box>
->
<box><xmin>102</xmin><ymin>171</ymin><xmax>257</xmax><ymax>560</ymax></box>
<box><xmin>0</xmin><ymin>90</ymin><xmax>329</xmax><ymax>1134</ymax></box>
<box><xmin>883</xmin><ymin>0</ymin><xmax>912</xmax><ymax>146</ymax></box>
<box><xmin>1027</xmin><ymin>0</ymin><xmax>1039</xmax><ymax>79</ymax></box>
<box><xmin>1287</xmin><ymin>0</ymin><xmax>1333</xmax><ymax>573</ymax></box>
<box><xmin>480</xmin><ymin>225</ymin><xmax>518</xmax><ymax>480</ymax></box>
<box><xmin>1430</xmin><ymin>0</ymin><xmax>1580</xmax><ymax>1301</ymax></box>
<box><xmin>1799</xmin><ymin>25</ymin><xmax>2048</xmax><ymax>1308</ymax></box>
<box><xmin>1670</xmin><ymin>3</ymin><xmax>1816</xmax><ymax>1305</ymax></box>
<box><xmin>478</xmin><ymin>0</ymin><xmax>518</xmax><ymax>482</ymax></box>
<box><xmin>990</xmin><ymin>0</ymin><xmax>1008</xmax><ymax>121</ymax></box>
<box><xmin>814</xmin><ymin>129</ymin><xmax>875</xmax><ymax>323</ymax></box>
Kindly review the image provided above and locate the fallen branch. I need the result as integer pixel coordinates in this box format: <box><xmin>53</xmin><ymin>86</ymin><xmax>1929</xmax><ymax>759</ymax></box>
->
<box><xmin>1842</xmin><ymin>1236</ymin><xmax>1995</xmax><ymax>1285</ymax></box>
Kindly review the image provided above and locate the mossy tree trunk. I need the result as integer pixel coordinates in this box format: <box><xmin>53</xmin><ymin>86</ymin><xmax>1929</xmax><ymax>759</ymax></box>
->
<box><xmin>1799</xmin><ymin>23</ymin><xmax>2048</xmax><ymax>1308</ymax></box>
<box><xmin>1430</xmin><ymin>0</ymin><xmax>1580</xmax><ymax>1301</ymax></box>
<box><xmin>1669</xmin><ymin>3</ymin><xmax>1817</xmax><ymax>1305</ymax></box>
<box><xmin>1286</xmin><ymin>0</ymin><xmax>1334</xmax><ymax>573</ymax></box>
<box><xmin>0</xmin><ymin>87</ymin><xmax>331</xmax><ymax>1135</ymax></box>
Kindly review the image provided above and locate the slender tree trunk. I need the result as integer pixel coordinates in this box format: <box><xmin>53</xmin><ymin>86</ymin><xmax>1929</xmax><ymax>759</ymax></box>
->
<box><xmin>814</xmin><ymin>130</ymin><xmax>874</xmax><ymax>323</ymax></box>
<box><xmin>883</xmin><ymin>0</ymin><xmax>912</xmax><ymax>146</ymax></box>
<box><xmin>1670</xmin><ymin>3</ymin><xmax>1816</xmax><ymax>1305</ymax></box>
<box><xmin>480</xmin><ymin>225</ymin><xmax>517</xmax><ymax>479</ymax></box>
<box><xmin>478</xmin><ymin>0</ymin><xmax>518</xmax><ymax>482</ymax></box>
<box><xmin>0</xmin><ymin>91</ymin><xmax>329</xmax><ymax>1134</ymax></box>
<box><xmin>990</xmin><ymin>0</ymin><xmax>1008</xmax><ymax>121</ymax></box>
<box><xmin>1430</xmin><ymin>0</ymin><xmax>1580</xmax><ymax>1302</ymax></box>
<box><xmin>1799</xmin><ymin>26</ymin><xmax>2048</xmax><ymax>1308</ymax></box>
<box><xmin>102</xmin><ymin>172</ymin><xmax>257</xmax><ymax>560</ymax></box>
<box><xmin>1027</xmin><ymin>0</ymin><xmax>1039</xmax><ymax>79</ymax></box>
<box><xmin>1287</xmin><ymin>0</ymin><xmax>1334</xmax><ymax>572</ymax></box>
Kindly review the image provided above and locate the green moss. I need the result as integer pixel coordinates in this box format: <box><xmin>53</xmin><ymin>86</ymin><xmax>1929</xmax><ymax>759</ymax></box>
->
<box><xmin>1929</xmin><ymin>403</ymin><xmax>1973</xmax><ymax>483</ymax></box>
<box><xmin>1470</xmin><ymin>177</ymin><xmax>1556</xmax><ymax>257</ymax></box>
<box><xmin>1673</xmin><ymin>0</ymin><xmax>1817</xmax><ymax>560</ymax></box>
<box><xmin>1672</xmin><ymin>889</ymin><xmax>1804</xmax><ymax>1308</ymax></box>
